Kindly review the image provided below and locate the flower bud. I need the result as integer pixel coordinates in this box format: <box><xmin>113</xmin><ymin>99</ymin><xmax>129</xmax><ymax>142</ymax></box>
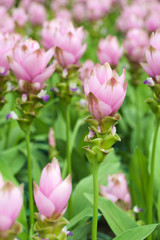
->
<box><xmin>34</xmin><ymin>158</ymin><xmax>72</xmax><ymax>219</ymax></box>
<box><xmin>84</xmin><ymin>62</ymin><xmax>127</xmax><ymax>121</ymax></box>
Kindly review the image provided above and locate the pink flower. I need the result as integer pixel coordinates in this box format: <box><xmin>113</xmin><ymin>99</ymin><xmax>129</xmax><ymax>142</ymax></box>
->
<box><xmin>12</xmin><ymin>7</ymin><xmax>28</xmax><ymax>27</ymax></box>
<box><xmin>34</xmin><ymin>158</ymin><xmax>72</xmax><ymax>219</ymax></box>
<box><xmin>84</xmin><ymin>62</ymin><xmax>127</xmax><ymax>121</ymax></box>
<box><xmin>0</xmin><ymin>174</ymin><xmax>23</xmax><ymax>231</ymax></box>
<box><xmin>145</xmin><ymin>12</ymin><xmax>160</xmax><ymax>32</ymax></box>
<box><xmin>79</xmin><ymin>59</ymin><xmax>94</xmax><ymax>82</ymax></box>
<box><xmin>124</xmin><ymin>28</ymin><xmax>149</xmax><ymax>63</ymax></box>
<box><xmin>0</xmin><ymin>14</ymin><xmax>14</xmax><ymax>34</ymax></box>
<box><xmin>28</xmin><ymin>2</ymin><xmax>46</xmax><ymax>25</ymax></box>
<box><xmin>56</xmin><ymin>9</ymin><xmax>72</xmax><ymax>21</ymax></box>
<box><xmin>100</xmin><ymin>173</ymin><xmax>131</xmax><ymax>209</ymax></box>
<box><xmin>42</xmin><ymin>19</ymin><xmax>87</xmax><ymax>67</ymax></box>
<box><xmin>0</xmin><ymin>33</ymin><xmax>20</xmax><ymax>76</ymax></box>
<box><xmin>72</xmin><ymin>3</ymin><xmax>86</xmax><ymax>22</ymax></box>
<box><xmin>48</xmin><ymin>128</ymin><xmax>56</xmax><ymax>147</ymax></box>
<box><xmin>86</xmin><ymin>0</ymin><xmax>112</xmax><ymax>21</ymax></box>
<box><xmin>98</xmin><ymin>35</ymin><xmax>123</xmax><ymax>67</ymax></box>
<box><xmin>141</xmin><ymin>30</ymin><xmax>160</xmax><ymax>79</ymax></box>
<box><xmin>0</xmin><ymin>0</ymin><xmax>15</xmax><ymax>8</ymax></box>
<box><xmin>9</xmin><ymin>39</ymin><xmax>56</xmax><ymax>89</ymax></box>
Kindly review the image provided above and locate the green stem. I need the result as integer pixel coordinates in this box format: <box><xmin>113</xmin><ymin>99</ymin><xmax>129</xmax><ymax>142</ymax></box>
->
<box><xmin>147</xmin><ymin>119</ymin><xmax>160</xmax><ymax>240</ymax></box>
<box><xmin>92</xmin><ymin>162</ymin><xmax>99</xmax><ymax>240</ymax></box>
<box><xmin>135</xmin><ymin>84</ymin><xmax>142</xmax><ymax>149</ymax></box>
<box><xmin>66</xmin><ymin>104</ymin><xmax>72</xmax><ymax>219</ymax></box>
<box><xmin>26</xmin><ymin>130</ymin><xmax>34</xmax><ymax>237</ymax></box>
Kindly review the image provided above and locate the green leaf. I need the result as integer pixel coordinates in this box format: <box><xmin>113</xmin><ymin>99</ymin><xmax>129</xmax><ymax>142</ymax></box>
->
<box><xmin>113</xmin><ymin>224</ymin><xmax>160</xmax><ymax>240</ymax></box>
<box><xmin>68</xmin><ymin>223</ymin><xmax>92</xmax><ymax>240</ymax></box>
<box><xmin>68</xmin><ymin>208</ymin><xmax>100</xmax><ymax>229</ymax></box>
<box><xmin>129</xmin><ymin>148</ymin><xmax>149</xmax><ymax>210</ymax></box>
<box><xmin>85</xmin><ymin>193</ymin><xmax>138</xmax><ymax>236</ymax></box>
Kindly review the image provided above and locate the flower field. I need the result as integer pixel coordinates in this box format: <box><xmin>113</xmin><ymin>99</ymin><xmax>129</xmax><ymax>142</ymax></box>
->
<box><xmin>0</xmin><ymin>0</ymin><xmax>160</xmax><ymax>240</ymax></box>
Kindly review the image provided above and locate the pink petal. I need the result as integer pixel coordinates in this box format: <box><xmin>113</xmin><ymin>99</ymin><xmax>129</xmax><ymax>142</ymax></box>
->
<box><xmin>0</xmin><ymin>215</ymin><xmax>12</xmax><ymax>231</ymax></box>
<box><xmin>32</xmin><ymin>63</ymin><xmax>56</xmax><ymax>85</ymax></box>
<box><xmin>34</xmin><ymin>182</ymin><xmax>55</xmax><ymax>218</ymax></box>
<box><xmin>54</xmin><ymin>47</ymin><xmax>75</xmax><ymax>67</ymax></box>
<box><xmin>39</xmin><ymin>161</ymin><xmax>62</xmax><ymax>197</ymax></box>
<box><xmin>96</xmin><ymin>79</ymin><xmax>125</xmax><ymax>107</ymax></box>
<box><xmin>10</xmin><ymin>59</ymin><xmax>31</xmax><ymax>81</ymax></box>
<box><xmin>0</xmin><ymin>174</ymin><xmax>4</xmax><ymax>189</ymax></box>
<box><xmin>141</xmin><ymin>62</ymin><xmax>154</xmax><ymax>77</ymax></box>
<box><xmin>94</xmin><ymin>62</ymin><xmax>112</xmax><ymax>84</ymax></box>
<box><xmin>75</xmin><ymin>43</ymin><xmax>87</xmax><ymax>62</ymax></box>
<box><xmin>146</xmin><ymin>47</ymin><xmax>160</xmax><ymax>76</ymax></box>
<box><xmin>49</xmin><ymin>175</ymin><xmax>72</xmax><ymax>213</ymax></box>
<box><xmin>87</xmin><ymin>93</ymin><xmax>112</xmax><ymax>121</ymax></box>
<box><xmin>112</xmin><ymin>82</ymin><xmax>127</xmax><ymax>113</ymax></box>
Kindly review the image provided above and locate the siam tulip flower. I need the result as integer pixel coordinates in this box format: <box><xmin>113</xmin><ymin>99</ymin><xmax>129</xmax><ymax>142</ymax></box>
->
<box><xmin>84</xmin><ymin>62</ymin><xmax>127</xmax><ymax>121</ymax></box>
<box><xmin>0</xmin><ymin>173</ymin><xmax>23</xmax><ymax>231</ymax></box>
<box><xmin>28</xmin><ymin>2</ymin><xmax>46</xmax><ymax>25</ymax></box>
<box><xmin>124</xmin><ymin>28</ymin><xmax>149</xmax><ymax>63</ymax></box>
<box><xmin>0</xmin><ymin>33</ymin><xmax>20</xmax><ymax>76</ymax></box>
<box><xmin>9</xmin><ymin>38</ymin><xmax>56</xmax><ymax>90</ymax></box>
<box><xmin>86</xmin><ymin>0</ymin><xmax>112</xmax><ymax>21</ymax></box>
<box><xmin>12</xmin><ymin>7</ymin><xmax>28</xmax><ymax>27</ymax></box>
<box><xmin>98</xmin><ymin>35</ymin><xmax>123</xmax><ymax>67</ymax></box>
<box><xmin>42</xmin><ymin>18</ymin><xmax>87</xmax><ymax>68</ymax></box>
<box><xmin>72</xmin><ymin>3</ymin><xmax>86</xmax><ymax>22</ymax></box>
<box><xmin>100</xmin><ymin>173</ymin><xmax>131</xmax><ymax>209</ymax></box>
<box><xmin>0</xmin><ymin>14</ymin><xmax>15</xmax><ymax>34</ymax></box>
<box><xmin>34</xmin><ymin>158</ymin><xmax>72</xmax><ymax>219</ymax></box>
<box><xmin>145</xmin><ymin>12</ymin><xmax>160</xmax><ymax>32</ymax></box>
<box><xmin>79</xmin><ymin>59</ymin><xmax>94</xmax><ymax>82</ymax></box>
<box><xmin>56</xmin><ymin>9</ymin><xmax>72</xmax><ymax>21</ymax></box>
<box><xmin>141</xmin><ymin>30</ymin><xmax>160</xmax><ymax>80</ymax></box>
<box><xmin>51</xmin><ymin>0</ymin><xmax>69</xmax><ymax>12</ymax></box>
<box><xmin>0</xmin><ymin>0</ymin><xmax>15</xmax><ymax>8</ymax></box>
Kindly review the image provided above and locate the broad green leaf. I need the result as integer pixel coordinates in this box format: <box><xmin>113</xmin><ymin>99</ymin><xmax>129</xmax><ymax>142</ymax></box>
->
<box><xmin>85</xmin><ymin>193</ymin><xmax>138</xmax><ymax>236</ymax></box>
<box><xmin>129</xmin><ymin>148</ymin><xmax>149</xmax><ymax>210</ymax></box>
<box><xmin>68</xmin><ymin>208</ymin><xmax>100</xmax><ymax>229</ymax></box>
<box><xmin>113</xmin><ymin>224</ymin><xmax>160</xmax><ymax>240</ymax></box>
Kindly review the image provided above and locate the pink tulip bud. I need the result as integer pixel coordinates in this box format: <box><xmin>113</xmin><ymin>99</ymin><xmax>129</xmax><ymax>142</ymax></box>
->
<box><xmin>56</xmin><ymin>9</ymin><xmax>72</xmax><ymax>21</ymax></box>
<box><xmin>98</xmin><ymin>35</ymin><xmax>123</xmax><ymax>67</ymax></box>
<box><xmin>124</xmin><ymin>28</ymin><xmax>149</xmax><ymax>63</ymax></box>
<box><xmin>28</xmin><ymin>2</ymin><xmax>46</xmax><ymax>25</ymax></box>
<box><xmin>72</xmin><ymin>3</ymin><xmax>86</xmax><ymax>22</ymax></box>
<box><xmin>12</xmin><ymin>7</ymin><xmax>28</xmax><ymax>27</ymax></box>
<box><xmin>48</xmin><ymin>128</ymin><xmax>56</xmax><ymax>147</ymax></box>
<box><xmin>100</xmin><ymin>173</ymin><xmax>131</xmax><ymax>209</ymax></box>
<box><xmin>84</xmin><ymin>62</ymin><xmax>127</xmax><ymax>121</ymax></box>
<box><xmin>9</xmin><ymin>39</ymin><xmax>56</xmax><ymax>89</ymax></box>
<box><xmin>34</xmin><ymin>158</ymin><xmax>72</xmax><ymax>219</ymax></box>
<box><xmin>0</xmin><ymin>0</ymin><xmax>15</xmax><ymax>8</ymax></box>
<box><xmin>141</xmin><ymin>30</ymin><xmax>160</xmax><ymax>79</ymax></box>
<box><xmin>79</xmin><ymin>60</ymin><xmax>94</xmax><ymax>82</ymax></box>
<box><xmin>0</xmin><ymin>14</ymin><xmax>15</xmax><ymax>34</ymax></box>
<box><xmin>0</xmin><ymin>174</ymin><xmax>23</xmax><ymax>231</ymax></box>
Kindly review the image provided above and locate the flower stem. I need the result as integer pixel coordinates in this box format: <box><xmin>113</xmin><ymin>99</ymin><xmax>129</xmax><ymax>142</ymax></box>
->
<box><xmin>92</xmin><ymin>161</ymin><xmax>99</xmax><ymax>240</ymax></box>
<box><xmin>66</xmin><ymin>104</ymin><xmax>72</xmax><ymax>219</ymax></box>
<box><xmin>26</xmin><ymin>130</ymin><xmax>34</xmax><ymax>236</ymax></box>
<box><xmin>147</xmin><ymin>119</ymin><xmax>160</xmax><ymax>240</ymax></box>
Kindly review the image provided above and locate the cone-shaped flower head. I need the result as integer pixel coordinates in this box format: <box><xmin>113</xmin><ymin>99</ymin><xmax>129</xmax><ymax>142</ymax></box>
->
<box><xmin>0</xmin><ymin>173</ymin><xmax>23</xmax><ymax>231</ymax></box>
<box><xmin>100</xmin><ymin>173</ymin><xmax>131</xmax><ymax>209</ymax></box>
<box><xmin>34</xmin><ymin>158</ymin><xmax>72</xmax><ymax>219</ymax></box>
<box><xmin>84</xmin><ymin>62</ymin><xmax>127</xmax><ymax>121</ymax></box>
<box><xmin>98</xmin><ymin>35</ymin><xmax>123</xmax><ymax>67</ymax></box>
<box><xmin>124</xmin><ymin>28</ymin><xmax>149</xmax><ymax>63</ymax></box>
<box><xmin>141</xmin><ymin>30</ymin><xmax>160</xmax><ymax>80</ymax></box>
<box><xmin>9</xmin><ymin>38</ymin><xmax>56</xmax><ymax>89</ymax></box>
<box><xmin>42</xmin><ymin>18</ymin><xmax>87</xmax><ymax>68</ymax></box>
